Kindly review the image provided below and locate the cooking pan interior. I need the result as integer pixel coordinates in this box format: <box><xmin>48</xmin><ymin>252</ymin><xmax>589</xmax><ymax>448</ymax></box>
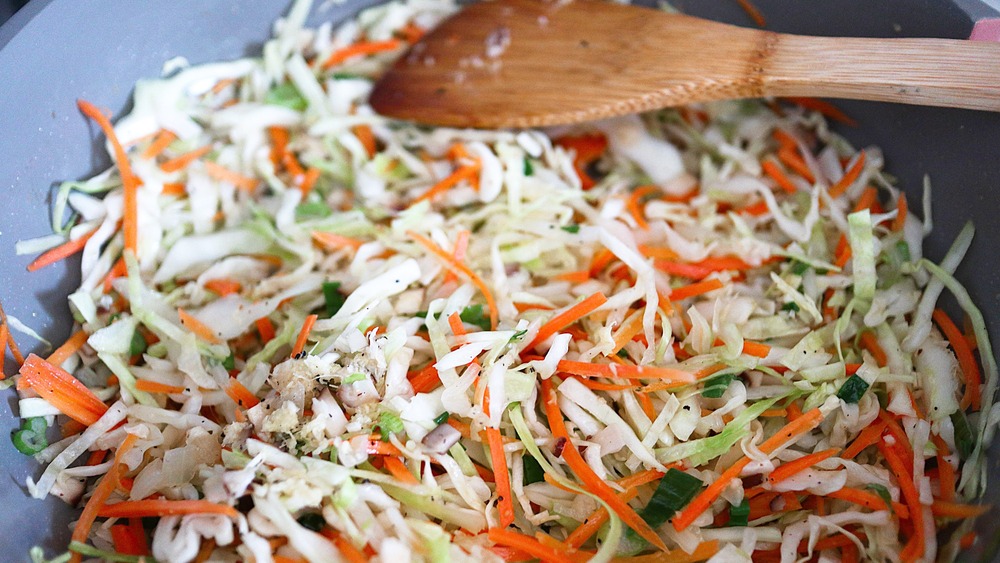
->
<box><xmin>1</xmin><ymin>0</ymin><xmax>999</xmax><ymax>559</ymax></box>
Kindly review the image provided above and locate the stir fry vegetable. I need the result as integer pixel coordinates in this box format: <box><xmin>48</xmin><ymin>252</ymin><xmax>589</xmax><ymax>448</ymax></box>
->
<box><xmin>7</xmin><ymin>1</ymin><xmax>999</xmax><ymax>562</ymax></box>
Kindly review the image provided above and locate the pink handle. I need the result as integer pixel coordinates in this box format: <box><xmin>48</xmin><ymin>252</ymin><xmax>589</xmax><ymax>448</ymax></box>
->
<box><xmin>970</xmin><ymin>18</ymin><xmax>1000</xmax><ymax>42</ymax></box>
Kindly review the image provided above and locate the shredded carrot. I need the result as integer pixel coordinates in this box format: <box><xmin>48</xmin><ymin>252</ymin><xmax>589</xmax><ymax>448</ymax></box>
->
<box><xmin>141</xmin><ymin>129</ymin><xmax>177</xmax><ymax>160</ymax></box>
<box><xmin>408</xmin><ymin>230</ymin><xmax>498</xmax><ymax>329</ymax></box>
<box><xmin>448</xmin><ymin>311</ymin><xmax>468</xmax><ymax>341</ymax></box>
<box><xmin>78</xmin><ymin>100</ymin><xmax>139</xmax><ymax>255</ymax></box>
<box><xmin>842</xmin><ymin>419</ymin><xmax>887</xmax><ymax>459</ymax></box>
<box><xmin>891</xmin><ymin>192</ymin><xmax>908</xmax><ymax>232</ymax></box>
<box><xmin>17</xmin><ymin>354</ymin><xmax>109</xmax><ymax>426</ymax></box>
<box><xmin>352</xmin><ymin>125</ymin><xmax>377</xmax><ymax>158</ymax></box>
<box><xmin>930</xmin><ymin>433</ymin><xmax>956</xmax><ymax>502</ymax></box>
<box><xmin>739</xmin><ymin>199</ymin><xmax>770</xmax><ymax>216</ymax></box>
<box><xmin>611</xmin><ymin>541</ymin><xmax>720</xmax><ymax>563</ymax></box>
<box><xmin>828</xmin><ymin>152</ymin><xmax>866</xmax><ymax>198</ymax></box>
<box><xmin>159</xmin><ymin>145</ymin><xmax>212</xmax><ymax>173</ymax></box>
<box><xmin>408</xmin><ymin>363</ymin><xmax>441</xmax><ymax>394</ymax></box>
<box><xmin>366</xmin><ymin>437</ymin><xmax>403</xmax><ymax>456</ymax></box>
<box><xmin>204</xmin><ymin>161</ymin><xmax>259</xmax><ymax>192</ymax></box>
<box><xmin>110</xmin><ymin>523</ymin><xmax>149</xmax><ymax>556</ymax></box>
<box><xmin>226</xmin><ymin>378</ymin><xmax>260</xmax><ymax>409</ymax></box>
<box><xmin>859</xmin><ymin>331</ymin><xmax>887</xmax><ymax>367</ymax></box>
<box><xmin>442</xmin><ymin>229</ymin><xmax>471</xmax><ymax>285</ymax></box>
<box><xmin>933</xmin><ymin>308</ymin><xmax>982</xmax><ymax>411</ymax></box>
<box><xmin>611</xmin><ymin>311</ymin><xmax>645</xmax><ymax>355</ymax></box>
<box><xmin>98</xmin><ymin>499</ymin><xmax>239</xmax><ymax>519</ymax></box>
<box><xmin>736</xmin><ymin>0</ymin><xmax>766</xmax><ymax>27</ymax></box>
<box><xmin>320</xmin><ymin>528</ymin><xmax>369</xmax><ymax>563</ymax></box>
<box><xmin>555</xmin><ymin>134</ymin><xmax>608</xmax><ymax>190</ymax></box>
<box><xmin>311</xmin><ymin>231</ymin><xmax>365</xmax><ymax>252</ymax></box>
<box><xmin>566</xmin><ymin>488</ymin><xmax>640</xmax><ymax>548</ymax></box>
<box><xmin>298</xmin><ymin>167</ymin><xmax>322</xmax><ymax>196</ymax></box>
<box><xmin>826</xmin><ymin>487</ymin><xmax>909</xmax><ymax>518</ymax></box>
<box><xmin>761</xmin><ymin>159</ymin><xmax>798</xmax><ymax>194</ymax></box>
<box><xmin>321</xmin><ymin>39</ymin><xmax>402</xmax><ymax>70</ymax></box>
<box><xmin>670</xmin><ymin>279</ymin><xmax>724</xmax><ymax>301</ymax></box>
<box><xmin>46</xmin><ymin>330</ymin><xmax>90</xmax><ymax>367</ymax></box>
<box><xmin>396</xmin><ymin>21</ymin><xmax>425</xmax><ymax>43</ymax></box>
<box><xmin>541</xmin><ymin>378</ymin><xmax>668</xmax><ymax>550</ymax></box>
<box><xmin>852</xmin><ymin>186</ymin><xmax>878</xmax><ymax>214</ymax></box>
<box><xmin>204</xmin><ymin>278</ymin><xmax>242</xmax><ymax>296</ymax></box>
<box><xmin>638</xmin><ymin>244</ymin><xmax>679</xmax><ymax>261</ymax></box>
<box><xmin>741</xmin><ymin>340</ymin><xmax>771</xmax><ymax>358</ymax></box>
<box><xmin>767</xmin><ymin>448</ymin><xmax>839</xmax><ymax>485</ymax></box>
<box><xmin>553</xmin><ymin>270</ymin><xmax>591</xmax><ymax>284</ymax></box>
<box><xmin>482</xmin><ymin>388</ymin><xmax>515</xmax><ymax>528</ymax></box>
<box><xmin>178</xmin><ymin>308</ymin><xmax>221</xmax><ymax>345</ymax></box>
<box><xmin>524</xmin><ymin>292</ymin><xmax>607</xmax><ymax>351</ymax></box>
<box><xmin>134</xmin><ymin>380</ymin><xmax>186</xmax><ymax>395</ymax></box>
<box><xmin>568</xmin><ymin>376</ymin><xmax>638</xmax><ymax>392</ymax></box>
<box><xmin>784</xmin><ymin>97</ymin><xmax>858</xmax><ymax>127</ymax></box>
<box><xmin>558</xmin><ymin>359</ymin><xmax>694</xmax><ymax>385</ymax></box>
<box><xmin>960</xmin><ymin>532</ymin><xmax>977</xmax><ymax>550</ymax></box>
<box><xmin>413</xmin><ymin>163</ymin><xmax>481</xmax><ymax>204</ymax></box>
<box><xmin>930</xmin><ymin>500</ymin><xmax>990</xmax><ymax>519</ymax></box>
<box><xmin>674</xmin><ymin>408</ymin><xmax>824</xmax><ymax>531</ymax></box>
<box><xmin>291</xmin><ymin>314</ymin><xmax>318</xmax><ymax>357</ymax></box>
<box><xmin>26</xmin><ymin>226</ymin><xmax>99</xmax><ymax>272</ymax></box>
<box><xmin>777</xmin><ymin>146</ymin><xmax>815</xmax><ymax>184</ymax></box>
<box><xmin>101</xmin><ymin>256</ymin><xmax>128</xmax><ymax>293</ymax></box>
<box><xmin>833</xmin><ymin>233</ymin><xmax>852</xmax><ymax>269</ymax></box>
<box><xmin>69</xmin><ymin>434</ymin><xmax>139</xmax><ymax>563</ymax></box>
<box><xmin>269</xmin><ymin>126</ymin><xmax>290</xmax><ymax>170</ymax></box>
<box><xmin>588</xmin><ymin>247</ymin><xmax>616</xmax><ymax>276</ymax></box>
<box><xmin>256</xmin><ymin>317</ymin><xmax>276</xmax><ymax>343</ymax></box>
<box><xmin>488</xmin><ymin>528</ymin><xmax>574</xmax><ymax>563</ymax></box>
<box><xmin>626</xmin><ymin>185</ymin><xmax>659</xmax><ymax>230</ymax></box>
<box><xmin>878</xmin><ymin>440</ymin><xmax>924</xmax><ymax>561</ymax></box>
<box><xmin>656</xmin><ymin>255</ymin><xmax>771</xmax><ymax>280</ymax></box>
<box><xmin>383</xmin><ymin>456</ymin><xmax>420</xmax><ymax>485</ymax></box>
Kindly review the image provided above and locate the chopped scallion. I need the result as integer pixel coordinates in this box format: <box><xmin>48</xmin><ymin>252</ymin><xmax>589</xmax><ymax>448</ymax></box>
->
<box><xmin>836</xmin><ymin>374</ymin><xmax>869</xmax><ymax>403</ymax></box>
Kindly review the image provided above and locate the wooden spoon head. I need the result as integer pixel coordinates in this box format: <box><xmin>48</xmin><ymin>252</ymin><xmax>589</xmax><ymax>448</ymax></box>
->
<box><xmin>369</xmin><ymin>0</ymin><xmax>764</xmax><ymax>128</ymax></box>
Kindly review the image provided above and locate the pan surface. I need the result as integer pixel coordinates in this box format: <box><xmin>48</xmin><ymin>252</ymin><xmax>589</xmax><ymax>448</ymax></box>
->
<box><xmin>1</xmin><ymin>0</ymin><xmax>999</xmax><ymax>559</ymax></box>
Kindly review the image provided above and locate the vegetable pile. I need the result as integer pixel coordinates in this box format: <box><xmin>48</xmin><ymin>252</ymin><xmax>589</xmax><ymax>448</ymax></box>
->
<box><xmin>5</xmin><ymin>0</ymin><xmax>999</xmax><ymax>562</ymax></box>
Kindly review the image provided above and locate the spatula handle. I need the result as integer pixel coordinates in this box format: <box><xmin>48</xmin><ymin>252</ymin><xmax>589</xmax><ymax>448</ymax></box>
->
<box><xmin>765</xmin><ymin>35</ymin><xmax>1000</xmax><ymax>111</ymax></box>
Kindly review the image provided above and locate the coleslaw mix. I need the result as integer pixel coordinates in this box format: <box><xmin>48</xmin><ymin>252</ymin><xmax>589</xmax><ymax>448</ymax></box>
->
<box><xmin>6</xmin><ymin>1</ymin><xmax>999</xmax><ymax>562</ymax></box>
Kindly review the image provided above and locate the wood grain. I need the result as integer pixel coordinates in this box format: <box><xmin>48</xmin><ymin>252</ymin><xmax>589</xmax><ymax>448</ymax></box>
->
<box><xmin>369</xmin><ymin>0</ymin><xmax>1000</xmax><ymax>128</ymax></box>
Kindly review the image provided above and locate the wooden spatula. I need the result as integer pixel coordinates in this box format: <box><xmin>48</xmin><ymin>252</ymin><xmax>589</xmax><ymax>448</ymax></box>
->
<box><xmin>369</xmin><ymin>0</ymin><xmax>1000</xmax><ymax>128</ymax></box>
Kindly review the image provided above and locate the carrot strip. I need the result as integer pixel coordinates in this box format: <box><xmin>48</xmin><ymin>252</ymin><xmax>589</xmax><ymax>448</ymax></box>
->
<box><xmin>878</xmin><ymin>441</ymin><xmax>924</xmax><ymax>561</ymax></box>
<box><xmin>568</xmin><ymin>376</ymin><xmax>639</xmax><ymax>392</ymax></box>
<box><xmin>256</xmin><ymin>317</ymin><xmax>276</xmax><ymax>343</ymax></box>
<box><xmin>626</xmin><ymin>185</ymin><xmax>659</xmax><ymax>230</ymax></box>
<box><xmin>291</xmin><ymin>314</ymin><xmax>318</xmax><ymax>357</ymax></box>
<box><xmin>78</xmin><ymin>100</ymin><xmax>139</xmax><ymax>255</ymax></box>
<box><xmin>321</xmin><ymin>39</ymin><xmax>402</xmax><ymax>70</ymax></box>
<box><xmin>826</xmin><ymin>487</ymin><xmax>909</xmax><ymax>518</ymax></box>
<box><xmin>110</xmin><ymin>523</ymin><xmax>148</xmax><ymax>556</ymax></box>
<box><xmin>46</xmin><ymin>330</ymin><xmax>90</xmax><ymax>367</ymax></box>
<box><xmin>524</xmin><ymin>293</ymin><xmax>607</xmax><ymax>351</ymax></box>
<box><xmin>674</xmin><ymin>408</ymin><xmax>824</xmax><ymax>531</ymax></box>
<box><xmin>609</xmin><ymin>541</ymin><xmax>720</xmax><ymax>563</ymax></box>
<box><xmin>204</xmin><ymin>278</ymin><xmax>242</xmax><ymax>296</ymax></box>
<box><xmin>178</xmin><ymin>308</ymin><xmax>221</xmax><ymax>344</ymax></box>
<box><xmin>408</xmin><ymin>364</ymin><xmax>441</xmax><ymax>394</ymax></box>
<box><xmin>100</xmin><ymin>256</ymin><xmax>128</xmax><ymax>294</ymax></box>
<box><xmin>852</xmin><ymin>186</ymin><xmax>878</xmax><ymax>214</ymax></box>
<box><xmin>383</xmin><ymin>456</ymin><xmax>420</xmax><ymax>485</ymax></box>
<box><xmin>69</xmin><ymin>434</ymin><xmax>139</xmax><ymax>563</ymax></box>
<box><xmin>741</xmin><ymin>340</ymin><xmax>771</xmax><ymax>358</ymax></box>
<box><xmin>409</xmin><ymin>230</ymin><xmax>498</xmax><ymax>329</ymax></box>
<box><xmin>637</xmin><ymin>244</ymin><xmax>679</xmax><ymax>261</ymax></box>
<box><xmin>299</xmin><ymin>167</ymin><xmax>321</xmax><ymax>196</ymax></box>
<box><xmin>442</xmin><ymin>229</ymin><xmax>471</xmax><ymax>285</ymax></box>
<box><xmin>859</xmin><ymin>331</ymin><xmax>887</xmax><ymax>367</ymax></box>
<box><xmin>161</xmin><ymin>182</ymin><xmax>187</xmax><ymax>197</ymax></box>
<box><xmin>226</xmin><ymin>379</ymin><xmax>260</xmax><ymax>409</ymax></box>
<box><xmin>555</xmin><ymin>134</ymin><xmax>608</xmax><ymax>190</ymax></box>
<box><xmin>488</xmin><ymin>528</ymin><xmax>574</xmax><ymax>563</ymax></box>
<box><xmin>17</xmin><ymin>354</ymin><xmax>108</xmax><ymax>426</ymax></box>
<box><xmin>670</xmin><ymin>279</ymin><xmax>724</xmax><ymax>301</ymax></box>
<box><xmin>767</xmin><ymin>448</ymin><xmax>839</xmax><ymax>484</ymax></box>
<box><xmin>589</xmin><ymin>248</ymin><xmax>617</xmax><ymax>276</ymax></box>
<box><xmin>311</xmin><ymin>231</ymin><xmax>365</xmax><ymax>252</ymax></box>
<box><xmin>268</xmin><ymin>126</ymin><xmax>290</xmax><ymax>170</ymax></box>
<box><xmin>891</xmin><ymin>192</ymin><xmax>908</xmax><ymax>232</ymax></box>
<box><xmin>933</xmin><ymin>309</ymin><xmax>982</xmax><ymax>411</ymax></box>
<box><xmin>842</xmin><ymin>419</ymin><xmax>887</xmax><ymax>459</ymax></box>
<box><xmin>352</xmin><ymin>125</ymin><xmax>377</xmax><ymax>158</ymax></box>
<box><xmin>134</xmin><ymin>380</ymin><xmax>186</xmax><ymax>394</ymax></box>
<box><xmin>558</xmin><ymin>359</ymin><xmax>694</xmax><ymax>384</ymax></box>
<box><xmin>930</xmin><ymin>500</ymin><xmax>990</xmax><ymax>519</ymax></box>
<box><xmin>159</xmin><ymin>145</ymin><xmax>212</xmax><ymax>173</ymax></box>
<box><xmin>739</xmin><ymin>199</ymin><xmax>771</xmax><ymax>216</ymax></box>
<box><xmin>541</xmin><ymin>378</ymin><xmax>668</xmax><ymax>550</ymax></box>
<box><xmin>736</xmin><ymin>0</ymin><xmax>766</xmax><ymax>27</ymax></box>
<box><xmin>367</xmin><ymin>437</ymin><xmax>403</xmax><ymax>456</ymax></box>
<box><xmin>762</xmin><ymin>159</ymin><xmax>798</xmax><ymax>194</ymax></box>
<box><xmin>486</xmin><ymin>426</ymin><xmax>515</xmax><ymax>527</ymax></box>
<box><xmin>554</xmin><ymin>270</ymin><xmax>590</xmax><ymax>284</ymax></box>
<box><xmin>98</xmin><ymin>499</ymin><xmax>238</xmax><ymax>519</ymax></box>
<box><xmin>566</xmin><ymin>488</ymin><xmax>640</xmax><ymax>548</ymax></box>
<box><xmin>611</xmin><ymin>311</ymin><xmax>645</xmax><ymax>355</ymax></box>
<box><xmin>141</xmin><ymin>129</ymin><xmax>177</xmax><ymax>160</ymax></box>
<box><xmin>784</xmin><ymin>97</ymin><xmax>858</xmax><ymax>127</ymax></box>
<box><xmin>27</xmin><ymin>227</ymin><xmax>99</xmax><ymax>272</ymax></box>
<box><xmin>829</xmin><ymin>152</ymin><xmax>866</xmax><ymax>198</ymax></box>
<box><xmin>204</xmin><ymin>161</ymin><xmax>259</xmax><ymax>191</ymax></box>
<box><xmin>413</xmin><ymin>163</ymin><xmax>481</xmax><ymax>204</ymax></box>
<box><xmin>778</xmin><ymin>147</ymin><xmax>816</xmax><ymax>184</ymax></box>
<box><xmin>960</xmin><ymin>532</ymin><xmax>977</xmax><ymax>550</ymax></box>
<box><xmin>930</xmin><ymin>434</ymin><xmax>956</xmax><ymax>502</ymax></box>
<box><xmin>320</xmin><ymin>528</ymin><xmax>369</xmax><ymax>563</ymax></box>
<box><xmin>448</xmin><ymin>311</ymin><xmax>468</xmax><ymax>340</ymax></box>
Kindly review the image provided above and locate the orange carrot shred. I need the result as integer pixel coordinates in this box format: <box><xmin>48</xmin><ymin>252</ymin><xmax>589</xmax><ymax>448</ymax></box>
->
<box><xmin>269</xmin><ymin>126</ymin><xmax>290</xmax><ymax>170</ymax></box>
<box><xmin>46</xmin><ymin>330</ymin><xmax>90</xmax><ymax>367</ymax></box>
<box><xmin>311</xmin><ymin>231</ymin><xmax>365</xmax><ymax>252</ymax></box>
<box><xmin>541</xmin><ymin>378</ymin><xmax>668</xmax><ymax>551</ymax></box>
<box><xmin>741</xmin><ymin>340</ymin><xmax>771</xmax><ymax>358</ymax></box>
<box><xmin>488</xmin><ymin>528</ymin><xmax>574</xmax><ymax>563</ymax></box>
<box><xmin>778</xmin><ymin>146</ymin><xmax>816</xmax><ymax>184</ymax></box>
<box><xmin>352</xmin><ymin>124</ymin><xmax>377</xmax><ymax>158</ymax></box>
<box><xmin>383</xmin><ymin>456</ymin><xmax>420</xmax><ymax>485</ymax></box>
<box><xmin>626</xmin><ymin>185</ymin><xmax>659</xmax><ymax>230</ymax></box>
<box><xmin>204</xmin><ymin>161</ymin><xmax>259</xmax><ymax>192</ymax></box>
<box><xmin>892</xmin><ymin>192</ymin><xmax>908</xmax><ymax>232</ymax></box>
<box><xmin>859</xmin><ymin>331</ymin><xmax>887</xmax><ymax>367</ymax></box>
<box><xmin>637</xmin><ymin>244</ymin><xmax>679</xmax><ymax>261</ymax></box>
<box><xmin>77</xmin><ymin>100</ymin><xmax>140</xmax><ymax>255</ymax></box>
<box><xmin>69</xmin><ymin>433</ymin><xmax>139</xmax><ymax>563</ymax></box>
<box><xmin>784</xmin><ymin>97</ymin><xmax>858</xmax><ymax>127</ymax></box>
<box><xmin>134</xmin><ymin>380</ymin><xmax>186</xmax><ymax>394</ymax></box>
<box><xmin>670</xmin><ymin>278</ymin><xmax>724</xmax><ymax>301</ymax></box>
<box><xmin>930</xmin><ymin>500</ymin><xmax>990</xmax><ymax>519</ymax></box>
<box><xmin>320</xmin><ymin>528</ymin><xmax>369</xmax><ymax>563</ymax></box>
<box><xmin>409</xmin><ymin>230</ymin><xmax>498</xmax><ymax>329</ymax></box>
<box><xmin>565</xmin><ymin>486</ymin><xmax>637</xmax><ymax>548</ymax></box>
<box><xmin>761</xmin><ymin>159</ymin><xmax>798</xmax><ymax>194</ymax></box>
<box><xmin>413</xmin><ymin>163</ymin><xmax>481</xmax><ymax>204</ymax></box>
<box><xmin>17</xmin><ymin>354</ymin><xmax>108</xmax><ymax>426</ymax></box>
<box><xmin>767</xmin><ymin>448</ymin><xmax>839</xmax><ymax>484</ymax></box>
<box><xmin>291</xmin><ymin>314</ymin><xmax>319</xmax><ymax>358</ymax></box>
<box><xmin>524</xmin><ymin>292</ymin><xmax>607</xmax><ymax>352</ymax></box>
<box><xmin>321</xmin><ymin>39</ymin><xmax>402</xmax><ymax>70</ymax></box>
<box><xmin>204</xmin><ymin>278</ymin><xmax>242</xmax><ymax>296</ymax></box>
<box><xmin>159</xmin><ymin>145</ymin><xmax>212</xmax><ymax>173</ymax></box>
<box><xmin>299</xmin><ymin>166</ymin><xmax>321</xmax><ymax>196</ymax></box>
<box><xmin>226</xmin><ymin>378</ymin><xmax>260</xmax><ymax>409</ymax></box>
<box><xmin>827</xmin><ymin>487</ymin><xmax>909</xmax><ymax>518</ymax></box>
<box><xmin>141</xmin><ymin>129</ymin><xmax>178</xmax><ymax>160</ymax></box>
<box><xmin>256</xmin><ymin>317</ymin><xmax>276</xmax><ymax>343</ymax></box>
<box><xmin>930</xmin><ymin>433</ymin><xmax>956</xmax><ymax>503</ymax></box>
<box><xmin>408</xmin><ymin>364</ymin><xmax>441</xmax><ymax>394</ymax></box>
<box><xmin>97</xmin><ymin>499</ymin><xmax>239</xmax><ymax>519</ymax></box>
<box><xmin>27</xmin><ymin>226</ymin><xmax>100</xmax><ymax>272</ymax></box>
<box><xmin>842</xmin><ymin>419</ymin><xmax>887</xmax><ymax>459</ymax></box>
<box><xmin>558</xmin><ymin>359</ymin><xmax>694</xmax><ymax>383</ymax></box>
<box><xmin>448</xmin><ymin>311</ymin><xmax>468</xmax><ymax>340</ymax></box>
<box><xmin>933</xmin><ymin>308</ymin><xmax>982</xmax><ymax>411</ymax></box>
<box><xmin>178</xmin><ymin>308</ymin><xmax>221</xmax><ymax>345</ymax></box>
<box><xmin>853</xmin><ymin>186</ymin><xmax>878</xmax><ymax>213</ymax></box>
<box><xmin>829</xmin><ymin>152</ymin><xmax>867</xmax><ymax>198</ymax></box>
<box><xmin>879</xmin><ymin>441</ymin><xmax>924</xmax><ymax>561</ymax></box>
<box><xmin>611</xmin><ymin>311</ymin><xmax>645</xmax><ymax>355</ymax></box>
